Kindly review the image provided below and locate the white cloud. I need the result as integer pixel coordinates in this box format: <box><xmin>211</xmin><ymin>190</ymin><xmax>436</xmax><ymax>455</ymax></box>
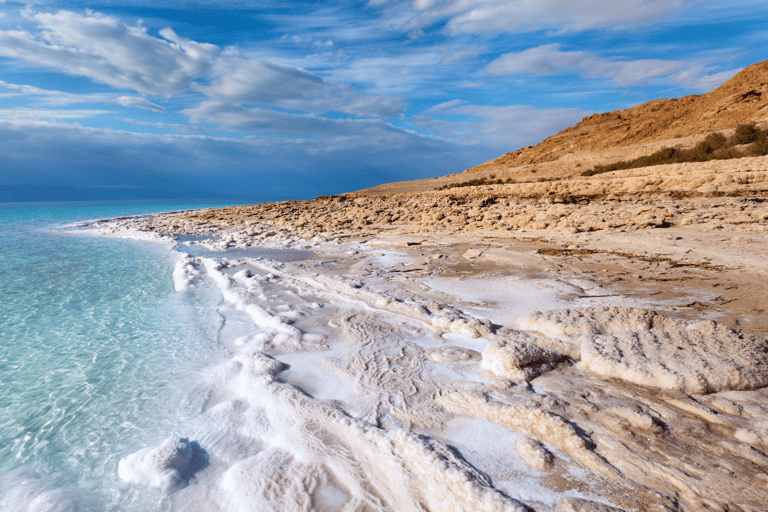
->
<box><xmin>0</xmin><ymin>9</ymin><xmax>408</xmax><ymax>119</ymax></box>
<box><xmin>670</xmin><ymin>66</ymin><xmax>742</xmax><ymax>91</ymax></box>
<box><xmin>399</xmin><ymin>0</ymin><xmax>691</xmax><ymax>35</ymax></box>
<box><xmin>0</xmin><ymin>107</ymin><xmax>111</xmax><ymax>121</ymax></box>
<box><xmin>203</xmin><ymin>55</ymin><xmax>406</xmax><ymax>118</ymax></box>
<box><xmin>0</xmin><ymin>10</ymin><xmax>219</xmax><ymax>95</ymax></box>
<box><xmin>486</xmin><ymin>44</ymin><xmax>735</xmax><ymax>90</ymax></box>
<box><xmin>182</xmin><ymin>100</ymin><xmax>418</xmax><ymax>141</ymax></box>
<box><xmin>0</xmin><ymin>80</ymin><xmax>166</xmax><ymax>112</ymax></box>
<box><xmin>413</xmin><ymin>101</ymin><xmax>589</xmax><ymax>149</ymax></box>
<box><xmin>119</xmin><ymin>118</ymin><xmax>211</xmax><ymax>133</ymax></box>
<box><xmin>439</xmin><ymin>44</ymin><xmax>485</xmax><ymax>65</ymax></box>
<box><xmin>323</xmin><ymin>52</ymin><xmax>440</xmax><ymax>95</ymax></box>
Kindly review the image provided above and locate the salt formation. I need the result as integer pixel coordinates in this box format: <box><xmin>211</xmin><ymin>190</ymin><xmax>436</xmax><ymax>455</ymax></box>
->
<box><xmin>438</xmin><ymin>391</ymin><xmax>615</xmax><ymax>478</ymax></box>
<box><xmin>201</xmin><ymin>257</ymin><xmax>327</xmax><ymax>354</ymax></box>
<box><xmin>515</xmin><ymin>437</ymin><xmax>554</xmax><ymax>472</ymax></box>
<box><xmin>0</xmin><ymin>467</ymin><xmax>82</xmax><ymax>512</ymax></box>
<box><xmin>118</xmin><ymin>437</ymin><xmax>207</xmax><ymax>492</ymax></box>
<box><xmin>518</xmin><ymin>307</ymin><xmax>768</xmax><ymax>393</ymax></box>
<box><xmin>481</xmin><ymin>337</ymin><xmax>561</xmax><ymax>382</ymax></box>
<box><xmin>154</xmin><ymin>353</ymin><xmax>526</xmax><ymax>512</ymax></box>
<box><xmin>428</xmin><ymin>346</ymin><xmax>481</xmax><ymax>362</ymax></box>
<box><xmin>104</xmin><ymin>213</ymin><xmax>768</xmax><ymax>511</ymax></box>
<box><xmin>172</xmin><ymin>253</ymin><xmax>201</xmax><ymax>291</ymax></box>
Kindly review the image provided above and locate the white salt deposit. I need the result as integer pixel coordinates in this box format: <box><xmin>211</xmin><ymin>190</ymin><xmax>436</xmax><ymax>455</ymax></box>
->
<box><xmin>173</xmin><ymin>352</ymin><xmax>526</xmax><ymax>512</ymax></box>
<box><xmin>0</xmin><ymin>467</ymin><xmax>81</xmax><ymax>512</ymax></box>
<box><xmin>518</xmin><ymin>307</ymin><xmax>768</xmax><ymax>393</ymax></box>
<box><xmin>515</xmin><ymin>438</ymin><xmax>554</xmax><ymax>472</ymax></box>
<box><xmin>93</xmin><ymin>216</ymin><xmax>768</xmax><ymax>511</ymax></box>
<box><xmin>481</xmin><ymin>338</ymin><xmax>562</xmax><ymax>382</ymax></box>
<box><xmin>428</xmin><ymin>346</ymin><xmax>481</xmax><ymax>362</ymax></box>
<box><xmin>118</xmin><ymin>438</ymin><xmax>207</xmax><ymax>493</ymax></box>
<box><xmin>172</xmin><ymin>253</ymin><xmax>201</xmax><ymax>291</ymax></box>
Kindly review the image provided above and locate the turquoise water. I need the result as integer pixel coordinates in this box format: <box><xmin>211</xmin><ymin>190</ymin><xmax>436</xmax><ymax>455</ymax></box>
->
<box><xmin>0</xmin><ymin>200</ymin><xmax>258</xmax><ymax>511</ymax></box>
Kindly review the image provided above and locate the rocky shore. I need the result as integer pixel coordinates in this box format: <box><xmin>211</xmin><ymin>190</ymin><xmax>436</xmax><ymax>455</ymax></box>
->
<box><xmin>104</xmin><ymin>154</ymin><xmax>768</xmax><ymax>337</ymax></box>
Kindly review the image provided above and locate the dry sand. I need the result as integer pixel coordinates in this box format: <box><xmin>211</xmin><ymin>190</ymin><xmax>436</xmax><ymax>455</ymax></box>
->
<box><xmin>98</xmin><ymin>155</ymin><xmax>768</xmax><ymax>511</ymax></box>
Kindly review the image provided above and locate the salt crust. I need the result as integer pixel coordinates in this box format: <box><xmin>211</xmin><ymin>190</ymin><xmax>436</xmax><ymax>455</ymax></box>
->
<box><xmin>188</xmin><ymin>353</ymin><xmax>525</xmax><ymax>511</ymax></box>
<box><xmin>172</xmin><ymin>253</ymin><xmax>201</xmax><ymax>291</ymax></box>
<box><xmin>102</xmin><ymin>221</ymin><xmax>768</xmax><ymax>510</ymax></box>
<box><xmin>515</xmin><ymin>437</ymin><xmax>554</xmax><ymax>472</ymax></box>
<box><xmin>482</xmin><ymin>338</ymin><xmax>562</xmax><ymax>382</ymax></box>
<box><xmin>121</xmin><ymin>252</ymin><xmax>527</xmax><ymax>510</ymax></box>
<box><xmin>118</xmin><ymin>437</ymin><xmax>206</xmax><ymax>493</ymax></box>
<box><xmin>517</xmin><ymin>307</ymin><xmax>768</xmax><ymax>393</ymax></box>
<box><xmin>438</xmin><ymin>391</ymin><xmax>616</xmax><ymax>479</ymax></box>
<box><xmin>428</xmin><ymin>346</ymin><xmax>481</xmax><ymax>362</ymax></box>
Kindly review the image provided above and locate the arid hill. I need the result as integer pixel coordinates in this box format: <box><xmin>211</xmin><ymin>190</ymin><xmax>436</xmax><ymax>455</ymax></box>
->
<box><xmin>358</xmin><ymin>59</ymin><xmax>768</xmax><ymax>195</ymax></box>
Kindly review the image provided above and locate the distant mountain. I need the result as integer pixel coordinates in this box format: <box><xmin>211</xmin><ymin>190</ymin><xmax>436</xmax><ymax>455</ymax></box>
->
<box><xmin>355</xmin><ymin>60</ymin><xmax>768</xmax><ymax>196</ymax></box>
<box><xmin>468</xmin><ymin>59</ymin><xmax>768</xmax><ymax>172</ymax></box>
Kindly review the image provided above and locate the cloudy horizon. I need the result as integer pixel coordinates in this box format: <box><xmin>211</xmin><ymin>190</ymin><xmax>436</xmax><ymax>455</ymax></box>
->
<box><xmin>0</xmin><ymin>0</ymin><xmax>765</xmax><ymax>200</ymax></box>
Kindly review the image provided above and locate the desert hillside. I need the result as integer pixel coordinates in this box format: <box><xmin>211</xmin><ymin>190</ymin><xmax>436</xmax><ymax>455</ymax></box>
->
<box><xmin>358</xmin><ymin>59</ymin><xmax>768</xmax><ymax>195</ymax></box>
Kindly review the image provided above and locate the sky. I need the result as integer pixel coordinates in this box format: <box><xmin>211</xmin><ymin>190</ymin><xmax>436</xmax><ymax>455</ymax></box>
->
<box><xmin>0</xmin><ymin>1</ymin><xmax>766</xmax><ymax>201</ymax></box>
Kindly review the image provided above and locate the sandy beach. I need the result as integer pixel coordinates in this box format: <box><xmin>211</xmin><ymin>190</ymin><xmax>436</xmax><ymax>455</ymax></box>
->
<box><xmin>93</xmin><ymin>153</ymin><xmax>768</xmax><ymax>512</ymax></box>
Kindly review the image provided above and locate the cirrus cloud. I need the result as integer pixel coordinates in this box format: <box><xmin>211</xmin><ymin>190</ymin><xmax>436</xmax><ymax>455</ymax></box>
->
<box><xmin>204</xmin><ymin>55</ymin><xmax>406</xmax><ymax>118</ymax></box>
<box><xmin>397</xmin><ymin>0</ymin><xmax>692</xmax><ymax>35</ymax></box>
<box><xmin>486</xmin><ymin>44</ymin><xmax>739</xmax><ymax>90</ymax></box>
<box><xmin>412</xmin><ymin>100</ymin><xmax>590</xmax><ymax>149</ymax></box>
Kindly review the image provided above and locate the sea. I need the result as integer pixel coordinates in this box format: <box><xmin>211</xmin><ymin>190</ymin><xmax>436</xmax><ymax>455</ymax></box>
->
<box><xmin>0</xmin><ymin>200</ymin><xmax>262</xmax><ymax>512</ymax></box>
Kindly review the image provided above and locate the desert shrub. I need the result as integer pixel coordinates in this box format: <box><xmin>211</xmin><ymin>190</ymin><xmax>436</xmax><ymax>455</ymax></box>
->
<box><xmin>581</xmin><ymin>127</ymin><xmax>762</xmax><ymax>176</ymax></box>
<box><xmin>730</xmin><ymin>123</ymin><xmax>761</xmax><ymax>145</ymax></box>
<box><xmin>437</xmin><ymin>175</ymin><xmax>511</xmax><ymax>190</ymax></box>
<box><xmin>748</xmin><ymin>136</ymin><xmax>768</xmax><ymax>156</ymax></box>
<box><xmin>701</xmin><ymin>132</ymin><xmax>728</xmax><ymax>151</ymax></box>
<box><xmin>712</xmin><ymin>147</ymin><xmax>743</xmax><ymax>160</ymax></box>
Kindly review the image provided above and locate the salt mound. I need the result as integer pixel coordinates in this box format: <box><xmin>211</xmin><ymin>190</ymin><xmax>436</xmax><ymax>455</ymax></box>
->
<box><xmin>515</xmin><ymin>437</ymin><xmax>554</xmax><ymax>472</ymax></box>
<box><xmin>481</xmin><ymin>338</ymin><xmax>561</xmax><ymax>382</ymax></box>
<box><xmin>517</xmin><ymin>307</ymin><xmax>656</xmax><ymax>339</ymax></box>
<box><xmin>517</xmin><ymin>307</ymin><xmax>768</xmax><ymax>393</ymax></box>
<box><xmin>428</xmin><ymin>346</ymin><xmax>480</xmax><ymax>362</ymax></box>
<box><xmin>118</xmin><ymin>437</ymin><xmax>208</xmax><ymax>492</ymax></box>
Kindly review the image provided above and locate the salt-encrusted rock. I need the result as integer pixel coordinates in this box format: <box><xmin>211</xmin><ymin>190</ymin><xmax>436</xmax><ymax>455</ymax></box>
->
<box><xmin>515</xmin><ymin>437</ymin><xmax>554</xmax><ymax>472</ymax></box>
<box><xmin>518</xmin><ymin>307</ymin><xmax>768</xmax><ymax>393</ymax></box>
<box><xmin>118</xmin><ymin>437</ymin><xmax>207</xmax><ymax>492</ymax></box>
<box><xmin>428</xmin><ymin>346</ymin><xmax>481</xmax><ymax>363</ymax></box>
<box><xmin>481</xmin><ymin>338</ymin><xmax>562</xmax><ymax>382</ymax></box>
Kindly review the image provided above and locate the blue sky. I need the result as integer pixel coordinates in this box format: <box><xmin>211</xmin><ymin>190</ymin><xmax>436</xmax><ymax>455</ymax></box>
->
<box><xmin>0</xmin><ymin>0</ymin><xmax>766</xmax><ymax>200</ymax></box>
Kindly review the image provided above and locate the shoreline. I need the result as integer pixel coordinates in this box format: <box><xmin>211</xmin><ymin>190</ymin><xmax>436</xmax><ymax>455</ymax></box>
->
<box><xmin>95</xmin><ymin>178</ymin><xmax>768</xmax><ymax>511</ymax></box>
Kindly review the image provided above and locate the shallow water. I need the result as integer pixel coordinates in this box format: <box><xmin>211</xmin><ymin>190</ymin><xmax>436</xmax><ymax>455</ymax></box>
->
<box><xmin>0</xmin><ymin>200</ymin><xmax>257</xmax><ymax>511</ymax></box>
